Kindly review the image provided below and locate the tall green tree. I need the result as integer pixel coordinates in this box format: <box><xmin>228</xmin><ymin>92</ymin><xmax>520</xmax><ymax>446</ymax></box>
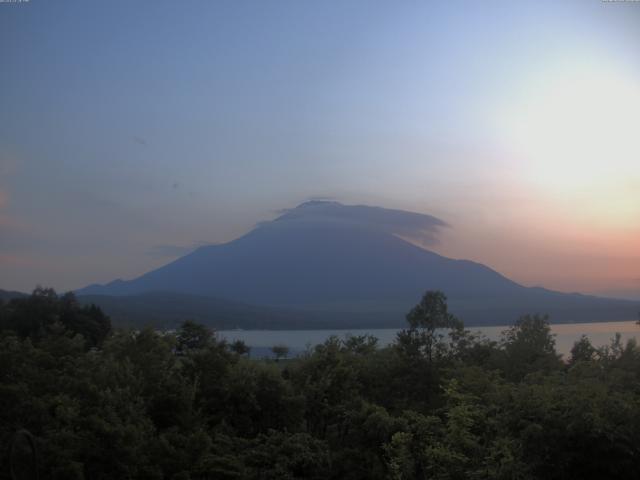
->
<box><xmin>397</xmin><ymin>291</ymin><xmax>463</xmax><ymax>362</ymax></box>
<box><xmin>499</xmin><ymin>314</ymin><xmax>562</xmax><ymax>381</ymax></box>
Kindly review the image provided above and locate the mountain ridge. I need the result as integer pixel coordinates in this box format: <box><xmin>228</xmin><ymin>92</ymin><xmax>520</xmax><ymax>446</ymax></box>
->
<box><xmin>77</xmin><ymin>201</ymin><xmax>639</xmax><ymax>326</ymax></box>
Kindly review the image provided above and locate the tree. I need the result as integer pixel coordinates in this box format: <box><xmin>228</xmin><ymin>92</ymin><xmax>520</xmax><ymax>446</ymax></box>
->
<box><xmin>243</xmin><ymin>431</ymin><xmax>330</xmax><ymax>479</ymax></box>
<box><xmin>342</xmin><ymin>334</ymin><xmax>378</xmax><ymax>355</ymax></box>
<box><xmin>230</xmin><ymin>339</ymin><xmax>251</xmax><ymax>356</ymax></box>
<box><xmin>60</xmin><ymin>292</ymin><xmax>111</xmax><ymax>347</ymax></box>
<box><xmin>0</xmin><ymin>287</ymin><xmax>110</xmax><ymax>347</ymax></box>
<box><xmin>176</xmin><ymin>320</ymin><xmax>214</xmax><ymax>354</ymax></box>
<box><xmin>222</xmin><ymin>360</ymin><xmax>303</xmax><ymax>436</ymax></box>
<box><xmin>271</xmin><ymin>344</ymin><xmax>289</xmax><ymax>362</ymax></box>
<box><xmin>397</xmin><ymin>291</ymin><xmax>463</xmax><ymax>361</ymax></box>
<box><xmin>569</xmin><ymin>335</ymin><xmax>596</xmax><ymax>365</ymax></box>
<box><xmin>500</xmin><ymin>314</ymin><xmax>562</xmax><ymax>381</ymax></box>
<box><xmin>1</xmin><ymin>286</ymin><xmax>60</xmax><ymax>340</ymax></box>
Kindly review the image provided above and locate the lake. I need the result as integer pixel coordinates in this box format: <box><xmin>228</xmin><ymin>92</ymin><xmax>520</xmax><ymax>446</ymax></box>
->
<box><xmin>218</xmin><ymin>320</ymin><xmax>640</xmax><ymax>359</ymax></box>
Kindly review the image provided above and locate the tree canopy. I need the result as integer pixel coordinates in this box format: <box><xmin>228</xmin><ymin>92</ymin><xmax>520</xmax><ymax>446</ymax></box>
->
<box><xmin>1</xmin><ymin>288</ymin><xmax>640</xmax><ymax>479</ymax></box>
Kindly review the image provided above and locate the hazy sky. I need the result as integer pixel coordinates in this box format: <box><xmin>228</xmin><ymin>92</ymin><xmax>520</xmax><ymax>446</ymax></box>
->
<box><xmin>1</xmin><ymin>0</ymin><xmax>639</xmax><ymax>299</ymax></box>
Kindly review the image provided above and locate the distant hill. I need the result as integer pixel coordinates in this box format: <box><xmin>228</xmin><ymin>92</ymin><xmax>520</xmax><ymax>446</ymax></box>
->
<box><xmin>77</xmin><ymin>292</ymin><xmax>355</xmax><ymax>330</ymax></box>
<box><xmin>77</xmin><ymin>290</ymin><xmax>639</xmax><ymax>330</ymax></box>
<box><xmin>0</xmin><ymin>289</ymin><xmax>28</xmax><ymax>302</ymax></box>
<box><xmin>78</xmin><ymin>201</ymin><xmax>639</xmax><ymax>327</ymax></box>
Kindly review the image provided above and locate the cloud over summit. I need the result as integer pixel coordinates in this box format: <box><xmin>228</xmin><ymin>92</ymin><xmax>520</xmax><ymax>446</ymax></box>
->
<box><xmin>266</xmin><ymin>201</ymin><xmax>448</xmax><ymax>246</ymax></box>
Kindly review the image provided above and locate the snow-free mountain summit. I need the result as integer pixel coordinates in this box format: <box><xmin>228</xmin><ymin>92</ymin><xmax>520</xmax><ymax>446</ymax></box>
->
<box><xmin>78</xmin><ymin>202</ymin><xmax>638</xmax><ymax>327</ymax></box>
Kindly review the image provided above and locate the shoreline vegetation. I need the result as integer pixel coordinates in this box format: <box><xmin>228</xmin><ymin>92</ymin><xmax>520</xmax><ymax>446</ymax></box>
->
<box><xmin>214</xmin><ymin>320</ymin><xmax>640</xmax><ymax>360</ymax></box>
<box><xmin>3</xmin><ymin>287</ymin><xmax>638</xmax><ymax>332</ymax></box>
<box><xmin>2</xmin><ymin>287</ymin><xmax>640</xmax><ymax>479</ymax></box>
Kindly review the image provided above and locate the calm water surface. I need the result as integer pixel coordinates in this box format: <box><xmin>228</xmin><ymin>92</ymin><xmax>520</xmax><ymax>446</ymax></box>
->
<box><xmin>219</xmin><ymin>321</ymin><xmax>640</xmax><ymax>358</ymax></box>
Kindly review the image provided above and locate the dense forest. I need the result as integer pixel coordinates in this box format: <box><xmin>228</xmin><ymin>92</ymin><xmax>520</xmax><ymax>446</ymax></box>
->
<box><xmin>2</xmin><ymin>288</ymin><xmax>640</xmax><ymax>479</ymax></box>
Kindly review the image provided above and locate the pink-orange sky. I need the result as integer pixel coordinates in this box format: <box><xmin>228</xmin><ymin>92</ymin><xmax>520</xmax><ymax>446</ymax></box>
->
<box><xmin>1</xmin><ymin>1</ymin><xmax>639</xmax><ymax>299</ymax></box>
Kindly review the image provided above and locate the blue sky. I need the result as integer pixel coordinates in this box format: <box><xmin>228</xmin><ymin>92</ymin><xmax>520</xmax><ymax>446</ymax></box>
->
<box><xmin>1</xmin><ymin>0</ymin><xmax>639</xmax><ymax>298</ymax></box>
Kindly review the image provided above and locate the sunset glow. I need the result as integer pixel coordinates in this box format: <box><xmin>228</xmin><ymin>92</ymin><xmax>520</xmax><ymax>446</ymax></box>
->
<box><xmin>1</xmin><ymin>1</ymin><xmax>639</xmax><ymax>300</ymax></box>
<box><xmin>503</xmin><ymin>61</ymin><xmax>640</xmax><ymax>220</ymax></box>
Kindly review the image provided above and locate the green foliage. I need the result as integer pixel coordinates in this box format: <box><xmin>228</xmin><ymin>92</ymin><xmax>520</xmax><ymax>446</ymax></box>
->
<box><xmin>0</xmin><ymin>287</ymin><xmax>111</xmax><ymax>348</ymax></box>
<box><xmin>271</xmin><ymin>344</ymin><xmax>290</xmax><ymax>361</ymax></box>
<box><xmin>499</xmin><ymin>314</ymin><xmax>563</xmax><ymax>381</ymax></box>
<box><xmin>229</xmin><ymin>339</ymin><xmax>250</xmax><ymax>356</ymax></box>
<box><xmin>2</xmin><ymin>287</ymin><xmax>640</xmax><ymax>479</ymax></box>
<box><xmin>397</xmin><ymin>290</ymin><xmax>463</xmax><ymax>361</ymax></box>
<box><xmin>176</xmin><ymin>320</ymin><xmax>214</xmax><ymax>354</ymax></box>
<box><xmin>569</xmin><ymin>334</ymin><xmax>597</xmax><ymax>365</ymax></box>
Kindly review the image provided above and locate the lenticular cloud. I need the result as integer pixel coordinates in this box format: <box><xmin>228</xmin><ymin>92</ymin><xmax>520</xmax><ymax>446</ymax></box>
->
<box><xmin>265</xmin><ymin>201</ymin><xmax>448</xmax><ymax>246</ymax></box>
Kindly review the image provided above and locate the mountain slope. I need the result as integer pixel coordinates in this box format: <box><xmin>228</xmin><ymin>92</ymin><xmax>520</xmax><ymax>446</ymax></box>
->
<box><xmin>0</xmin><ymin>289</ymin><xmax>28</xmax><ymax>302</ymax></box>
<box><xmin>77</xmin><ymin>292</ymin><xmax>339</xmax><ymax>330</ymax></box>
<box><xmin>78</xmin><ymin>202</ymin><xmax>639</xmax><ymax>326</ymax></box>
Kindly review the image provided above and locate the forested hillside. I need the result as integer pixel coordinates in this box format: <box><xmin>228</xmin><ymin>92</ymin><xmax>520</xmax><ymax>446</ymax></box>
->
<box><xmin>2</xmin><ymin>288</ymin><xmax>640</xmax><ymax>479</ymax></box>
